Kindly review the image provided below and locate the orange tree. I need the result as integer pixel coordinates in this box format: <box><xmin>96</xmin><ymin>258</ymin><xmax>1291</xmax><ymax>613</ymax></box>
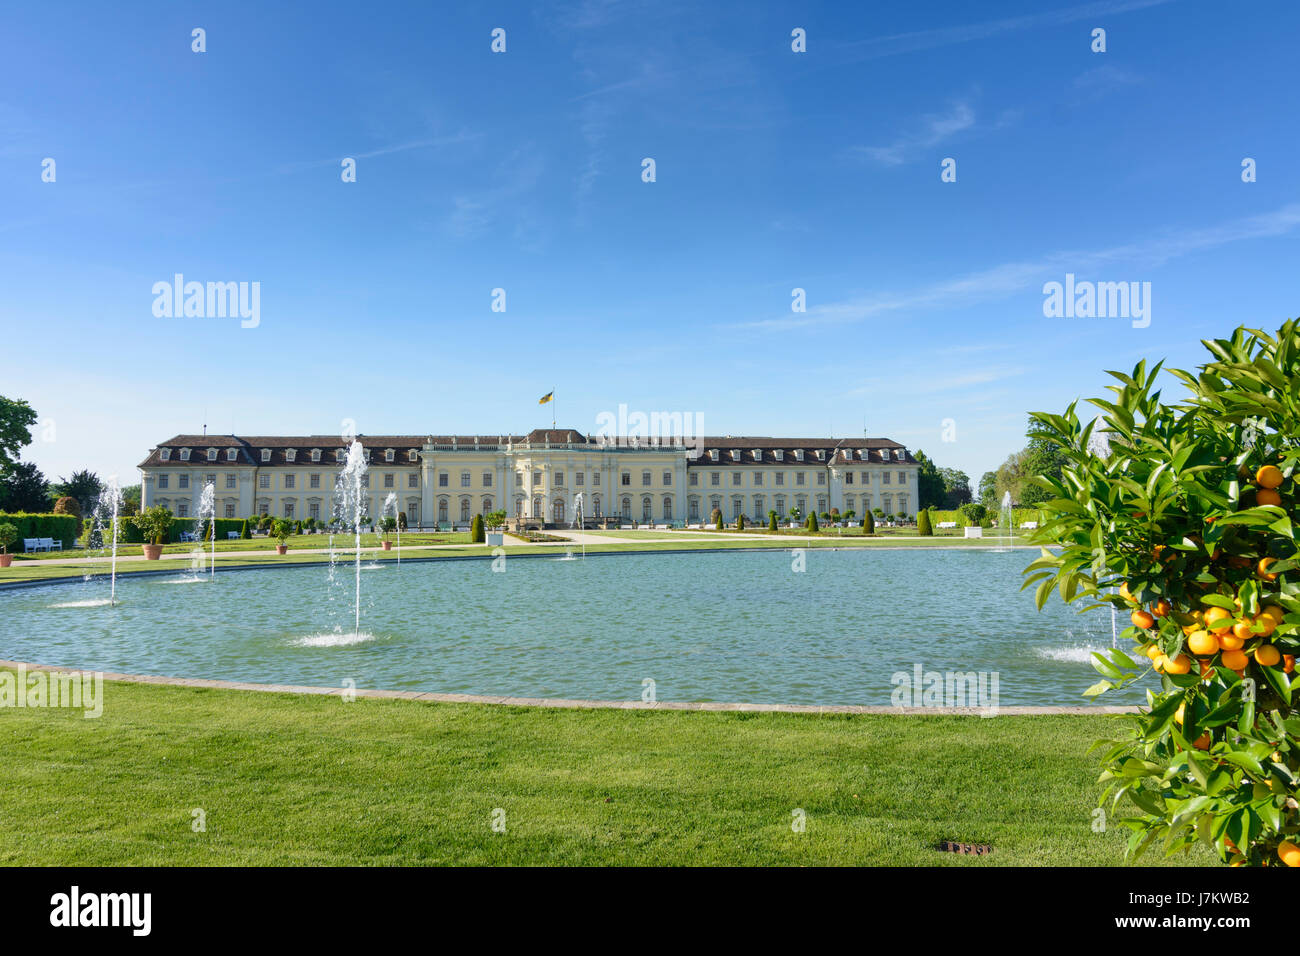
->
<box><xmin>1024</xmin><ymin>320</ymin><xmax>1300</xmax><ymax>866</ymax></box>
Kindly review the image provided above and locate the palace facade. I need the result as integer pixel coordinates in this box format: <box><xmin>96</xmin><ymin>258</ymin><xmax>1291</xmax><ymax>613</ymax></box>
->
<box><xmin>138</xmin><ymin>429</ymin><xmax>918</xmax><ymax>527</ymax></box>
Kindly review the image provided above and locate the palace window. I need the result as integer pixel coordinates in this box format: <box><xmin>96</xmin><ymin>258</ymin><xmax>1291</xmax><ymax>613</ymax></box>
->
<box><xmin>408</xmin><ymin>473</ymin><xmax>418</xmax><ymax>488</ymax></box>
<box><xmin>663</xmin><ymin>471</ymin><xmax>672</xmax><ymax>486</ymax></box>
<box><xmin>731</xmin><ymin>472</ymin><xmax>741</xmax><ymax>486</ymax></box>
<box><xmin>225</xmin><ymin>503</ymin><xmax>235</xmax><ymax>518</ymax></box>
<box><xmin>311</xmin><ymin>449</ymin><xmax>320</xmax><ymax>462</ymax></box>
<box><xmin>534</xmin><ymin>471</ymin><xmax>543</xmax><ymax>487</ymax></box>
<box><xmin>861</xmin><ymin>471</ymin><xmax>870</xmax><ymax>484</ymax></box>
<box><xmin>259</xmin><ymin>474</ymin><xmax>269</xmax><ymax>489</ymax></box>
<box><xmin>753</xmin><ymin>471</ymin><xmax>762</xmax><ymax>486</ymax></box>
<box><xmin>226</xmin><ymin>474</ymin><xmax>237</xmax><ymax>489</ymax></box>
<box><xmin>689</xmin><ymin>499</ymin><xmax>699</xmax><ymax>520</ymax></box>
<box><xmin>160</xmin><ymin>448</ymin><xmax>171</xmax><ymax>461</ymax></box>
<box><xmin>336</xmin><ymin>449</ymin><xmax>346</xmax><ymax>463</ymax></box>
<box><xmin>709</xmin><ymin>449</ymin><xmax>719</xmax><ymax>462</ymax></box>
<box><xmin>286</xmin><ymin>449</ymin><xmax>296</xmax><ymax>463</ymax></box>
<box><xmin>384</xmin><ymin>473</ymin><xmax>394</xmax><ymax>488</ymax></box>
<box><xmin>310</xmin><ymin>474</ymin><xmax>320</xmax><ymax>489</ymax></box>
<box><xmin>285</xmin><ymin>475</ymin><xmax>295</xmax><ymax>489</ymax></box>
<box><xmin>594</xmin><ymin>469</ymin><xmax>601</xmax><ymax>484</ymax></box>
<box><xmin>439</xmin><ymin>472</ymin><xmax>448</xmax><ymax>487</ymax></box>
<box><xmin>794</xmin><ymin>449</ymin><xmax>804</xmax><ymax>462</ymax></box>
<box><xmin>710</xmin><ymin>472</ymin><xmax>720</xmax><ymax>486</ymax></box>
<box><xmin>180</xmin><ymin>448</ymin><xmax>191</xmax><ymax>461</ymax></box>
<box><xmin>796</xmin><ymin>472</ymin><xmax>805</xmax><ymax>486</ymax></box>
<box><xmin>261</xmin><ymin>449</ymin><xmax>271</xmax><ymax>462</ymax></box>
<box><xmin>205</xmin><ymin>474</ymin><xmax>216</xmax><ymax>487</ymax></box>
<box><xmin>641</xmin><ymin>470</ymin><xmax>651</xmax><ymax>487</ymax></box>
<box><xmin>817</xmin><ymin>472</ymin><xmax>826</xmax><ymax>485</ymax></box>
<box><xmin>898</xmin><ymin>494</ymin><xmax>909</xmax><ymax>513</ymax></box>
<box><xmin>662</xmin><ymin>496</ymin><xmax>672</xmax><ymax>520</ymax></box>
<box><xmin>408</xmin><ymin>450</ymin><xmax>418</xmax><ymax>462</ymax></box>
<box><xmin>360</xmin><ymin>475</ymin><xmax>369</xmax><ymax>488</ymax></box>
<box><xmin>642</xmin><ymin>497</ymin><xmax>652</xmax><ymax>521</ymax></box>
<box><xmin>309</xmin><ymin>503</ymin><xmax>320</xmax><ymax>520</ymax></box>
<box><xmin>555</xmin><ymin>472</ymin><xmax>563</xmax><ymax>487</ymax></box>
<box><xmin>576</xmin><ymin>472</ymin><xmax>584</xmax><ymax>486</ymax></box>
<box><xmin>179</xmin><ymin>474</ymin><xmax>190</xmax><ymax>489</ymax></box>
<box><xmin>845</xmin><ymin>472</ymin><xmax>854</xmax><ymax>485</ymax></box>
<box><xmin>897</xmin><ymin>471</ymin><xmax>907</xmax><ymax>484</ymax></box>
<box><xmin>158</xmin><ymin>475</ymin><xmax>169</xmax><ymax>489</ymax></box>
<box><xmin>621</xmin><ymin>472</ymin><xmax>631</xmax><ymax>486</ymax></box>
<box><xmin>285</xmin><ymin>502</ymin><xmax>295</xmax><ymax>518</ymax></box>
<box><xmin>516</xmin><ymin>472</ymin><xmax>524</xmax><ymax>487</ymax></box>
<box><xmin>207</xmin><ymin>448</ymin><xmax>217</xmax><ymax>461</ymax></box>
<box><xmin>883</xmin><ymin>471</ymin><xmax>891</xmax><ymax>484</ymax></box>
<box><xmin>178</xmin><ymin>502</ymin><xmax>189</xmax><ymax>517</ymax></box>
<box><xmin>775</xmin><ymin>472</ymin><xmax>784</xmax><ymax>486</ymax></box>
<box><xmin>460</xmin><ymin>471</ymin><xmax>471</xmax><ymax>488</ymax></box>
<box><xmin>775</xmin><ymin>450</ymin><xmax>784</xmax><ymax>461</ymax></box>
<box><xmin>385</xmin><ymin>449</ymin><xmax>394</xmax><ymax>462</ymax></box>
<box><xmin>689</xmin><ymin>472</ymin><xmax>698</xmax><ymax>486</ymax></box>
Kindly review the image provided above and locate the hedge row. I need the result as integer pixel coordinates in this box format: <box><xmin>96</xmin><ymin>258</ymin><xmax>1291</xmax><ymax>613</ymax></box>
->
<box><xmin>82</xmin><ymin>517</ymin><xmax>251</xmax><ymax>547</ymax></box>
<box><xmin>0</xmin><ymin>512</ymin><xmax>81</xmax><ymax>549</ymax></box>
<box><xmin>926</xmin><ymin>507</ymin><xmax>1045</xmax><ymax>527</ymax></box>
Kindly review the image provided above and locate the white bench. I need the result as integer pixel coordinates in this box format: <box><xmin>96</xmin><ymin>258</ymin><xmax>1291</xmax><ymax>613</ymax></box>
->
<box><xmin>1019</xmin><ymin>521</ymin><xmax>1038</xmax><ymax>530</ymax></box>
<box><xmin>227</xmin><ymin>531</ymin><xmax>240</xmax><ymax>539</ymax></box>
<box><xmin>41</xmin><ymin>537</ymin><xmax>62</xmax><ymax>551</ymax></box>
<box><xmin>23</xmin><ymin>537</ymin><xmax>43</xmax><ymax>553</ymax></box>
<box><xmin>937</xmin><ymin>521</ymin><xmax>957</xmax><ymax>529</ymax></box>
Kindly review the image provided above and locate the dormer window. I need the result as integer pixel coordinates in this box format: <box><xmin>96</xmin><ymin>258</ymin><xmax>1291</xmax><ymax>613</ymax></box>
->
<box><xmin>385</xmin><ymin>449</ymin><xmax>394</xmax><ymax>462</ymax></box>
<box><xmin>816</xmin><ymin>449</ymin><xmax>825</xmax><ymax>461</ymax></box>
<box><xmin>730</xmin><ymin>449</ymin><xmax>740</xmax><ymax>461</ymax></box>
<box><xmin>261</xmin><ymin>449</ymin><xmax>271</xmax><ymax>462</ymax></box>
<box><xmin>775</xmin><ymin>450</ymin><xmax>784</xmax><ymax>461</ymax></box>
<box><xmin>335</xmin><ymin>448</ymin><xmax>345</xmax><ymax>463</ymax></box>
<box><xmin>286</xmin><ymin>449</ymin><xmax>296</xmax><ymax>463</ymax></box>
<box><xmin>794</xmin><ymin>449</ymin><xmax>804</xmax><ymax>462</ymax></box>
<box><xmin>408</xmin><ymin>449</ymin><xmax>418</xmax><ymax>462</ymax></box>
<box><xmin>311</xmin><ymin>448</ymin><xmax>321</xmax><ymax>462</ymax></box>
<box><xmin>709</xmin><ymin>449</ymin><xmax>719</xmax><ymax>461</ymax></box>
<box><xmin>842</xmin><ymin>449</ymin><xmax>852</xmax><ymax>461</ymax></box>
<box><xmin>179</xmin><ymin>448</ymin><xmax>191</xmax><ymax>461</ymax></box>
<box><xmin>858</xmin><ymin>449</ymin><xmax>868</xmax><ymax>460</ymax></box>
<box><xmin>753</xmin><ymin>448</ymin><xmax>763</xmax><ymax>461</ymax></box>
<box><xmin>160</xmin><ymin>448</ymin><xmax>171</xmax><ymax>462</ymax></box>
<box><xmin>207</xmin><ymin>448</ymin><xmax>217</xmax><ymax>461</ymax></box>
<box><xmin>226</xmin><ymin>448</ymin><xmax>238</xmax><ymax>461</ymax></box>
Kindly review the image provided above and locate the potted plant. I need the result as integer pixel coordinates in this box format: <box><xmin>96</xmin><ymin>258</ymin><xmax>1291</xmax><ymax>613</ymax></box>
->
<box><xmin>271</xmin><ymin>518</ymin><xmax>292</xmax><ymax>555</ymax></box>
<box><xmin>0</xmin><ymin>522</ymin><xmax>18</xmax><ymax>567</ymax></box>
<box><xmin>130</xmin><ymin>505</ymin><xmax>173</xmax><ymax>559</ymax></box>
<box><xmin>380</xmin><ymin>515</ymin><xmax>396</xmax><ymax>550</ymax></box>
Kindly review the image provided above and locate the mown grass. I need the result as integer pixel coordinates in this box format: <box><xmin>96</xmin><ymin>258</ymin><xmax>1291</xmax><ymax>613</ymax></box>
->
<box><xmin>0</xmin><ymin>672</ymin><xmax>1215</xmax><ymax>866</ymax></box>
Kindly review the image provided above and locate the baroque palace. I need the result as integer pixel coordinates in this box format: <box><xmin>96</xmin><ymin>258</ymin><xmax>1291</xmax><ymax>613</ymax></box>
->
<box><xmin>138</xmin><ymin>429</ymin><xmax>918</xmax><ymax>527</ymax></box>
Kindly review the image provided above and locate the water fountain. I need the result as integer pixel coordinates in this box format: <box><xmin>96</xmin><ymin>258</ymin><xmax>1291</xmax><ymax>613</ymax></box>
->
<box><xmin>332</xmin><ymin>440</ymin><xmax>369</xmax><ymax>635</ymax></box>
<box><xmin>1000</xmin><ymin>491</ymin><xmax>1013</xmax><ymax>551</ymax></box>
<box><xmin>196</xmin><ymin>481</ymin><xmax>216</xmax><ymax>581</ymax></box>
<box><xmin>383</xmin><ymin>491</ymin><xmax>401</xmax><ymax>565</ymax></box>
<box><xmin>571</xmin><ymin>492</ymin><xmax>585</xmax><ymax>560</ymax></box>
<box><xmin>98</xmin><ymin>476</ymin><xmax>123</xmax><ymax>605</ymax></box>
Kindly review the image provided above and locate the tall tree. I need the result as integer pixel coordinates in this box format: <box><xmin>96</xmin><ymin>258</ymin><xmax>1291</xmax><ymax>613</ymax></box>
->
<box><xmin>913</xmin><ymin>449</ymin><xmax>947</xmax><ymax>509</ymax></box>
<box><xmin>0</xmin><ymin>461</ymin><xmax>51</xmax><ymax>513</ymax></box>
<box><xmin>977</xmin><ymin>470</ymin><xmax>998</xmax><ymax>508</ymax></box>
<box><xmin>53</xmin><ymin>470</ymin><xmax>103</xmax><ymax>516</ymax></box>
<box><xmin>1020</xmin><ymin>416</ymin><xmax>1069</xmax><ymax>505</ymax></box>
<box><xmin>0</xmin><ymin>396</ymin><xmax>38</xmax><ymax>471</ymax></box>
<box><xmin>938</xmin><ymin>467</ymin><xmax>972</xmax><ymax>508</ymax></box>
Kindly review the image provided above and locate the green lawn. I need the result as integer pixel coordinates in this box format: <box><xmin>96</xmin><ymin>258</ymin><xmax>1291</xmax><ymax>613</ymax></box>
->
<box><xmin>12</xmin><ymin>530</ymin><xmax>470</xmax><ymax>560</ymax></box>
<box><xmin>0</xmin><ymin>671</ymin><xmax>1215</xmax><ymax>866</ymax></box>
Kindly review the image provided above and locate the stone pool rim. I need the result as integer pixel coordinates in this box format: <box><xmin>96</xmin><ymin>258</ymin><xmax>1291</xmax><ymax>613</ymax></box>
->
<box><xmin>0</xmin><ymin>659</ymin><xmax>1137</xmax><ymax>716</ymax></box>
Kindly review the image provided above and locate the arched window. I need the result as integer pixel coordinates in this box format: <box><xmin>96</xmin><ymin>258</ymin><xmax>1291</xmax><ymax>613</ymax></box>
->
<box><xmin>460</xmin><ymin>498</ymin><xmax>471</xmax><ymax>521</ymax></box>
<box><xmin>662</xmin><ymin>495</ymin><xmax>672</xmax><ymax>520</ymax></box>
<box><xmin>592</xmin><ymin>494</ymin><xmax>601</xmax><ymax>516</ymax></box>
<box><xmin>621</xmin><ymin>496</ymin><xmax>631</xmax><ymax>517</ymax></box>
<box><xmin>532</xmin><ymin>496</ymin><xmax>543</xmax><ymax>518</ymax></box>
<box><xmin>482</xmin><ymin>496</ymin><xmax>493</xmax><ymax>514</ymax></box>
<box><xmin>641</xmin><ymin>496</ymin><xmax>652</xmax><ymax>522</ymax></box>
<box><xmin>553</xmin><ymin>499</ymin><xmax>565</xmax><ymax>524</ymax></box>
<box><xmin>731</xmin><ymin>496</ymin><xmax>743</xmax><ymax>519</ymax></box>
<box><xmin>437</xmin><ymin>499</ymin><xmax>448</xmax><ymax>523</ymax></box>
<box><xmin>688</xmin><ymin>497</ymin><xmax>699</xmax><ymax>520</ymax></box>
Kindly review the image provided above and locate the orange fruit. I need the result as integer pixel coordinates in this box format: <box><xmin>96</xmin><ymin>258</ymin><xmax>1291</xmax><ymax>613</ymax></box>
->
<box><xmin>1284</xmin><ymin>654</ymin><xmax>1295</xmax><ymax>674</ymax></box>
<box><xmin>1254</xmin><ymin>614</ymin><xmax>1277</xmax><ymax>637</ymax></box>
<box><xmin>1218</xmin><ymin>632</ymin><xmax>1245</xmax><ymax>650</ymax></box>
<box><xmin>1152</xmin><ymin>655</ymin><xmax>1167</xmax><ymax>673</ymax></box>
<box><xmin>1256</xmin><ymin>464</ymin><xmax>1284</xmax><ymax>489</ymax></box>
<box><xmin>1204</xmin><ymin>607</ymin><xmax>1233</xmax><ymax>633</ymax></box>
<box><xmin>1119</xmin><ymin>582</ymin><xmax>1134</xmax><ymax>603</ymax></box>
<box><xmin>1261</xmin><ymin>604</ymin><xmax>1285</xmax><ymax>623</ymax></box>
<box><xmin>1256</xmin><ymin>489</ymin><xmax>1282</xmax><ymax>507</ymax></box>
<box><xmin>1193</xmin><ymin>732</ymin><xmax>1211</xmax><ymax>751</ymax></box>
<box><xmin>1221</xmin><ymin>649</ymin><xmax>1249</xmax><ymax>670</ymax></box>
<box><xmin>1144</xmin><ymin>643</ymin><xmax>1163</xmax><ymax>660</ymax></box>
<box><xmin>1199</xmin><ymin>659</ymin><xmax>1215</xmax><ymax>678</ymax></box>
<box><xmin>1175</xmin><ymin>703</ymin><xmax>1186</xmax><ymax>724</ymax></box>
<box><xmin>1279</xmin><ymin>841</ymin><xmax>1300</xmax><ymax>868</ymax></box>
<box><xmin>1163</xmin><ymin>654</ymin><xmax>1192</xmax><ymax>675</ymax></box>
<box><xmin>1187</xmin><ymin>630</ymin><xmax>1219</xmax><ymax>656</ymax></box>
<box><xmin>1254</xmin><ymin>645</ymin><xmax>1281</xmax><ymax>667</ymax></box>
<box><xmin>1232</xmin><ymin>620</ymin><xmax>1255</xmax><ymax>641</ymax></box>
<box><xmin>1258</xmin><ymin>557</ymin><xmax>1279</xmax><ymax>581</ymax></box>
<box><xmin>1131</xmin><ymin>610</ymin><xmax>1155</xmax><ymax>629</ymax></box>
<box><xmin>1152</xmin><ymin>599</ymin><xmax>1171</xmax><ymax>618</ymax></box>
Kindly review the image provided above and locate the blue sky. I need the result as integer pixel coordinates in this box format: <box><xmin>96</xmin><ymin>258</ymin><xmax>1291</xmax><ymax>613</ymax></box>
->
<box><xmin>2</xmin><ymin>0</ymin><xmax>1298</xmax><ymax>488</ymax></box>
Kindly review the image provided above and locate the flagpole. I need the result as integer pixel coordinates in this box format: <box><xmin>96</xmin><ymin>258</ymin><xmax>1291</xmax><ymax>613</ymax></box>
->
<box><xmin>552</xmin><ymin>386</ymin><xmax>556</xmax><ymax>429</ymax></box>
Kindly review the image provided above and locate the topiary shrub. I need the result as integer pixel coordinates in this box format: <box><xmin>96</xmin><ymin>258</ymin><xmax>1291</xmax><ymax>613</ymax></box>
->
<box><xmin>863</xmin><ymin>510</ymin><xmax>875</xmax><ymax>534</ymax></box>
<box><xmin>1027</xmin><ymin>320</ymin><xmax>1300</xmax><ymax>866</ymax></box>
<box><xmin>240</xmin><ymin>519</ymin><xmax>251</xmax><ymax>539</ymax></box>
<box><xmin>768</xmin><ymin>510</ymin><xmax>778</xmax><ymax>532</ymax></box>
<box><xmin>53</xmin><ymin>496</ymin><xmax>81</xmax><ymax>521</ymax></box>
<box><xmin>712</xmin><ymin>508</ymin><xmax>723</xmax><ymax>531</ymax></box>
<box><xmin>470</xmin><ymin>513</ymin><xmax>485</xmax><ymax>543</ymax></box>
<box><xmin>807</xmin><ymin>511</ymin><xmax>819</xmax><ymax>533</ymax></box>
<box><xmin>917</xmin><ymin>508</ymin><xmax>933</xmax><ymax>535</ymax></box>
<box><xmin>736</xmin><ymin>514</ymin><xmax>746</xmax><ymax>531</ymax></box>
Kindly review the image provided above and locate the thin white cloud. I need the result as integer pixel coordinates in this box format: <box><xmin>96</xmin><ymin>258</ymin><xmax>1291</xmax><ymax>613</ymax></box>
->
<box><xmin>852</xmin><ymin>102</ymin><xmax>976</xmax><ymax>166</ymax></box>
<box><xmin>731</xmin><ymin>202</ymin><xmax>1300</xmax><ymax>333</ymax></box>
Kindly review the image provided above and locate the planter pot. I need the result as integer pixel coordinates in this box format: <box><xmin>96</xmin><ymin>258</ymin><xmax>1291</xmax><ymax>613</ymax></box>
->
<box><xmin>142</xmin><ymin>544</ymin><xmax>163</xmax><ymax>560</ymax></box>
<box><xmin>381</xmin><ymin>541</ymin><xmax>392</xmax><ymax>551</ymax></box>
<box><xmin>0</xmin><ymin>554</ymin><xmax>13</xmax><ymax>568</ymax></box>
<box><xmin>276</xmin><ymin>545</ymin><xmax>288</xmax><ymax>555</ymax></box>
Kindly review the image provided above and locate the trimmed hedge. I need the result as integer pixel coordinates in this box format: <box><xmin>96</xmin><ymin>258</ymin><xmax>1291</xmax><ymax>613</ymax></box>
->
<box><xmin>0</xmin><ymin>512</ymin><xmax>80</xmax><ymax>549</ymax></box>
<box><xmin>83</xmin><ymin>516</ymin><xmax>250</xmax><ymax>547</ymax></box>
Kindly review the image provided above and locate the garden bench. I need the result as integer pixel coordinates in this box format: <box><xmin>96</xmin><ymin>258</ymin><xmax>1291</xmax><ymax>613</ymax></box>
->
<box><xmin>39</xmin><ymin>537</ymin><xmax>62</xmax><ymax>551</ymax></box>
<box><xmin>1019</xmin><ymin>521</ymin><xmax>1038</xmax><ymax>530</ymax></box>
<box><xmin>937</xmin><ymin>521</ymin><xmax>957</xmax><ymax>529</ymax></box>
<box><xmin>227</xmin><ymin>531</ymin><xmax>240</xmax><ymax>539</ymax></box>
<box><xmin>23</xmin><ymin>537</ymin><xmax>43</xmax><ymax>553</ymax></box>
